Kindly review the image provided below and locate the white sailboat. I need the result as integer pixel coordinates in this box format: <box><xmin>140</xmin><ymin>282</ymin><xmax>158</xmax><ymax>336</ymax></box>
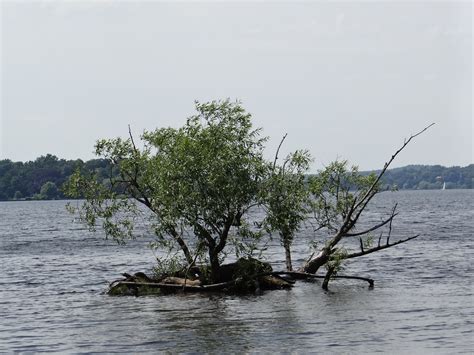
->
<box><xmin>442</xmin><ymin>182</ymin><xmax>446</xmax><ymax>190</ymax></box>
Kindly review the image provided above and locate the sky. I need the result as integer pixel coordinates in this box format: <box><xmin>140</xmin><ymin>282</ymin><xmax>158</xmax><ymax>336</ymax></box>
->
<box><xmin>1</xmin><ymin>0</ymin><xmax>472</xmax><ymax>171</ymax></box>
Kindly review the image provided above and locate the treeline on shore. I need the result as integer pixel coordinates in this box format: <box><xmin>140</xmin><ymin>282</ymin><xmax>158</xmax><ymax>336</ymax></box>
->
<box><xmin>0</xmin><ymin>154</ymin><xmax>110</xmax><ymax>201</ymax></box>
<box><xmin>368</xmin><ymin>164</ymin><xmax>473</xmax><ymax>190</ymax></box>
<box><xmin>0</xmin><ymin>154</ymin><xmax>472</xmax><ymax>201</ymax></box>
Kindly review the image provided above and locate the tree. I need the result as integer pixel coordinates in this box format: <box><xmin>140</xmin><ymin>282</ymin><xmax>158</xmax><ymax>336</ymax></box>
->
<box><xmin>264</xmin><ymin>134</ymin><xmax>312</xmax><ymax>271</ymax></box>
<box><xmin>40</xmin><ymin>181</ymin><xmax>59</xmax><ymax>200</ymax></box>
<box><xmin>65</xmin><ymin>99</ymin><xmax>269</xmax><ymax>283</ymax></box>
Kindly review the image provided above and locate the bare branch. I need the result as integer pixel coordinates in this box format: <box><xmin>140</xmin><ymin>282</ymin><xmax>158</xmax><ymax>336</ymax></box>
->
<box><xmin>272</xmin><ymin>133</ymin><xmax>288</xmax><ymax>171</ymax></box>
<box><xmin>348</xmin><ymin>123</ymin><xmax>435</xmax><ymax>229</ymax></box>
<box><xmin>128</xmin><ymin>124</ymin><xmax>138</xmax><ymax>153</ymax></box>
<box><xmin>257</xmin><ymin>271</ymin><xmax>374</xmax><ymax>287</ymax></box>
<box><xmin>343</xmin><ymin>235</ymin><xmax>419</xmax><ymax>259</ymax></box>
<box><xmin>345</xmin><ymin>204</ymin><xmax>398</xmax><ymax>237</ymax></box>
<box><xmin>387</xmin><ymin>204</ymin><xmax>395</xmax><ymax>244</ymax></box>
<box><xmin>168</xmin><ymin>227</ymin><xmax>194</xmax><ymax>265</ymax></box>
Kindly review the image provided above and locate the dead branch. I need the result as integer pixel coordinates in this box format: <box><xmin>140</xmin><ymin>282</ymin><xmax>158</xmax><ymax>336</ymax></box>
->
<box><xmin>345</xmin><ymin>204</ymin><xmax>398</xmax><ymax>237</ymax></box>
<box><xmin>128</xmin><ymin>124</ymin><xmax>138</xmax><ymax>153</ymax></box>
<box><xmin>302</xmin><ymin>124</ymin><xmax>433</xmax><ymax>275</ymax></box>
<box><xmin>272</xmin><ymin>133</ymin><xmax>288</xmax><ymax>171</ymax></box>
<box><xmin>265</xmin><ymin>271</ymin><xmax>374</xmax><ymax>287</ymax></box>
<box><xmin>387</xmin><ymin>204</ymin><xmax>395</xmax><ymax>244</ymax></box>
<box><xmin>343</xmin><ymin>234</ymin><xmax>419</xmax><ymax>259</ymax></box>
<box><xmin>348</xmin><ymin>123</ymin><xmax>435</xmax><ymax>229</ymax></box>
<box><xmin>109</xmin><ymin>270</ymin><xmax>375</xmax><ymax>296</ymax></box>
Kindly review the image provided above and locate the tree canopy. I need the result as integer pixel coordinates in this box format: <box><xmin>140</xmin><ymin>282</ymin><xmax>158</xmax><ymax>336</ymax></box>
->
<box><xmin>65</xmin><ymin>100</ymin><xmax>272</xmax><ymax>283</ymax></box>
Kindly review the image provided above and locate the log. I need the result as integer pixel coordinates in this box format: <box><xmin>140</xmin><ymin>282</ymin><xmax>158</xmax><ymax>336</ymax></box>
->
<box><xmin>161</xmin><ymin>277</ymin><xmax>201</xmax><ymax>286</ymax></box>
<box><xmin>114</xmin><ymin>280</ymin><xmax>235</xmax><ymax>292</ymax></box>
<box><xmin>259</xmin><ymin>275</ymin><xmax>293</xmax><ymax>289</ymax></box>
<box><xmin>265</xmin><ymin>271</ymin><xmax>374</xmax><ymax>287</ymax></box>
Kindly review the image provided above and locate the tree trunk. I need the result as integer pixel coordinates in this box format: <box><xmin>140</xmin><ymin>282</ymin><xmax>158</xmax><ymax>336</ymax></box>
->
<box><xmin>208</xmin><ymin>218</ymin><xmax>233</xmax><ymax>282</ymax></box>
<box><xmin>322</xmin><ymin>266</ymin><xmax>335</xmax><ymax>291</ymax></box>
<box><xmin>283</xmin><ymin>239</ymin><xmax>293</xmax><ymax>271</ymax></box>
<box><xmin>209</xmin><ymin>251</ymin><xmax>221</xmax><ymax>283</ymax></box>
<box><xmin>169</xmin><ymin>227</ymin><xmax>193</xmax><ymax>265</ymax></box>
<box><xmin>300</xmin><ymin>247</ymin><xmax>330</xmax><ymax>274</ymax></box>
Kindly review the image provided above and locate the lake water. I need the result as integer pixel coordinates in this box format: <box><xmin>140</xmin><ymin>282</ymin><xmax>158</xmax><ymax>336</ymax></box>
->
<box><xmin>0</xmin><ymin>190</ymin><xmax>473</xmax><ymax>353</ymax></box>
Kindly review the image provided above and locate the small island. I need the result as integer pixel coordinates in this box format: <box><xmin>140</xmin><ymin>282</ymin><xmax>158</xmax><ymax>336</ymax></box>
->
<box><xmin>54</xmin><ymin>99</ymin><xmax>437</xmax><ymax>294</ymax></box>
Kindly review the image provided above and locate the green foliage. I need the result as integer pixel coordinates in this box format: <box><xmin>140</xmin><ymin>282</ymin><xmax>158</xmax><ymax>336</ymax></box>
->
<box><xmin>0</xmin><ymin>155</ymin><xmax>111</xmax><ymax>201</ymax></box>
<box><xmin>326</xmin><ymin>248</ymin><xmax>348</xmax><ymax>276</ymax></box>
<box><xmin>230</xmin><ymin>257</ymin><xmax>273</xmax><ymax>292</ymax></box>
<box><xmin>40</xmin><ymin>181</ymin><xmax>59</xmax><ymax>200</ymax></box>
<box><xmin>363</xmin><ymin>234</ymin><xmax>374</xmax><ymax>249</ymax></box>
<box><xmin>152</xmin><ymin>256</ymin><xmax>190</xmax><ymax>280</ymax></box>
<box><xmin>229</xmin><ymin>221</ymin><xmax>266</xmax><ymax>260</ymax></box>
<box><xmin>64</xmin><ymin>99</ymin><xmax>271</xmax><ymax>281</ymax></box>
<box><xmin>265</xmin><ymin>151</ymin><xmax>312</xmax><ymax>238</ymax></box>
<box><xmin>264</xmin><ymin>149</ymin><xmax>312</xmax><ymax>269</ymax></box>
<box><xmin>64</xmin><ymin>169</ymin><xmax>139</xmax><ymax>244</ymax></box>
<box><xmin>152</xmin><ymin>99</ymin><xmax>267</xmax><ymax>221</ymax></box>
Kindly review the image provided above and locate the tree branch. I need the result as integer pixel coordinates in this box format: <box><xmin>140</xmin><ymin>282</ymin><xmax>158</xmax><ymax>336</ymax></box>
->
<box><xmin>168</xmin><ymin>226</ymin><xmax>194</xmax><ymax>265</ymax></box>
<box><xmin>128</xmin><ymin>124</ymin><xmax>138</xmax><ymax>153</ymax></box>
<box><xmin>349</xmin><ymin>123</ymin><xmax>435</xmax><ymax>228</ymax></box>
<box><xmin>343</xmin><ymin>235</ymin><xmax>419</xmax><ymax>259</ymax></box>
<box><xmin>344</xmin><ymin>203</ymin><xmax>398</xmax><ymax>237</ymax></box>
<box><xmin>264</xmin><ymin>271</ymin><xmax>374</xmax><ymax>287</ymax></box>
<box><xmin>272</xmin><ymin>133</ymin><xmax>288</xmax><ymax>171</ymax></box>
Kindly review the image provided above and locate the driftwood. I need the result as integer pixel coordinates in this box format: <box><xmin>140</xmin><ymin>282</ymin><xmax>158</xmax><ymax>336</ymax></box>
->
<box><xmin>266</xmin><ymin>271</ymin><xmax>374</xmax><ymax>288</ymax></box>
<box><xmin>108</xmin><ymin>278</ymin><xmax>290</xmax><ymax>295</ymax></box>
<box><xmin>115</xmin><ymin>280</ymin><xmax>234</xmax><ymax>292</ymax></box>
<box><xmin>108</xmin><ymin>270</ymin><xmax>374</xmax><ymax>296</ymax></box>
<box><xmin>161</xmin><ymin>276</ymin><xmax>202</xmax><ymax>286</ymax></box>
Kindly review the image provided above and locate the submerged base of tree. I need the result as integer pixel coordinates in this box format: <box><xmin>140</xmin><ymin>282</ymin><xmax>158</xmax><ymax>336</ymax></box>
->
<box><xmin>107</xmin><ymin>258</ymin><xmax>374</xmax><ymax>296</ymax></box>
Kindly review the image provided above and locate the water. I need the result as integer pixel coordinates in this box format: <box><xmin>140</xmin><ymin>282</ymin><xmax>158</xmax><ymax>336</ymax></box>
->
<box><xmin>0</xmin><ymin>190</ymin><xmax>472</xmax><ymax>353</ymax></box>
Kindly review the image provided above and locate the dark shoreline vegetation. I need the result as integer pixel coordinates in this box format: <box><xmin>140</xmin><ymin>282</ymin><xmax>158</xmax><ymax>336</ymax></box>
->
<box><xmin>1</xmin><ymin>100</ymin><xmax>470</xmax><ymax>295</ymax></box>
<box><xmin>0</xmin><ymin>155</ymin><xmax>472</xmax><ymax>202</ymax></box>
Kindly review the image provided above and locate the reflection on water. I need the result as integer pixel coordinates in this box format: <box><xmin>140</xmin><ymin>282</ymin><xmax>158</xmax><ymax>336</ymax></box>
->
<box><xmin>0</xmin><ymin>190</ymin><xmax>473</xmax><ymax>353</ymax></box>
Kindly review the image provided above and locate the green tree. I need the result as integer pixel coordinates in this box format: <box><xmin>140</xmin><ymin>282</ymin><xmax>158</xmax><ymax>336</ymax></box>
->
<box><xmin>265</xmin><ymin>145</ymin><xmax>312</xmax><ymax>271</ymax></box>
<box><xmin>40</xmin><ymin>181</ymin><xmax>59</xmax><ymax>200</ymax></box>
<box><xmin>65</xmin><ymin>99</ymin><xmax>269</xmax><ymax>283</ymax></box>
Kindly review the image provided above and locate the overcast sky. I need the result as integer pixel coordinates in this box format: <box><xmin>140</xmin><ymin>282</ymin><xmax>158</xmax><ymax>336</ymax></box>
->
<box><xmin>1</xmin><ymin>0</ymin><xmax>472</xmax><ymax>171</ymax></box>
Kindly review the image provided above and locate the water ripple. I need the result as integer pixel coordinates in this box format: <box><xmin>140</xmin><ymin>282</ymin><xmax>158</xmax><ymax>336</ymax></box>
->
<box><xmin>0</xmin><ymin>192</ymin><xmax>473</xmax><ymax>353</ymax></box>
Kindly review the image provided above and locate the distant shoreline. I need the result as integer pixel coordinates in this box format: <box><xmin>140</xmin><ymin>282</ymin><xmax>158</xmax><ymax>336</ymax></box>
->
<box><xmin>1</xmin><ymin>189</ymin><xmax>473</xmax><ymax>204</ymax></box>
<box><xmin>0</xmin><ymin>155</ymin><xmax>472</xmax><ymax>201</ymax></box>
